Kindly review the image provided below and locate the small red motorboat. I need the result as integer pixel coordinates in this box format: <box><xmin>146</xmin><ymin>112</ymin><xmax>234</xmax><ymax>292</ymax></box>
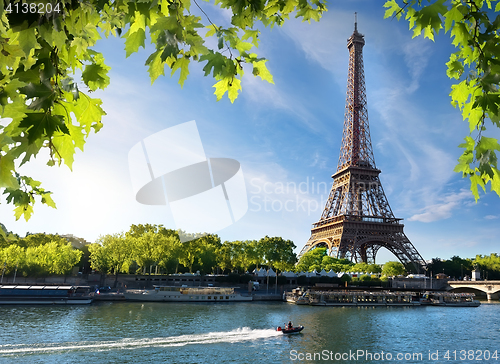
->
<box><xmin>277</xmin><ymin>325</ymin><xmax>304</xmax><ymax>334</ymax></box>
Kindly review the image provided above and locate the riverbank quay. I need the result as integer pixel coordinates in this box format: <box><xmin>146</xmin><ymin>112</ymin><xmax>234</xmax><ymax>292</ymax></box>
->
<box><xmin>0</xmin><ymin>283</ymin><xmax>485</xmax><ymax>305</ymax></box>
<box><xmin>0</xmin><ymin>273</ymin><xmax>293</xmax><ymax>299</ymax></box>
<box><xmin>1</xmin><ymin>273</ymin><xmax>497</xmax><ymax>302</ymax></box>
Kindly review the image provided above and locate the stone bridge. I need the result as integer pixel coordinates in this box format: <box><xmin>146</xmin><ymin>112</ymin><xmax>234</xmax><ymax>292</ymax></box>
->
<box><xmin>448</xmin><ymin>280</ymin><xmax>500</xmax><ymax>300</ymax></box>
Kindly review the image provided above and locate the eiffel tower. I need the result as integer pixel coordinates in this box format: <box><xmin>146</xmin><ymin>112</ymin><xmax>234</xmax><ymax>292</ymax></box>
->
<box><xmin>298</xmin><ymin>19</ymin><xmax>426</xmax><ymax>273</ymax></box>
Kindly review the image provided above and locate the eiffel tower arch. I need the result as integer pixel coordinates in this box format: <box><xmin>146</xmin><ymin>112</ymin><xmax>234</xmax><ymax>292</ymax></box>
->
<box><xmin>298</xmin><ymin>19</ymin><xmax>426</xmax><ymax>273</ymax></box>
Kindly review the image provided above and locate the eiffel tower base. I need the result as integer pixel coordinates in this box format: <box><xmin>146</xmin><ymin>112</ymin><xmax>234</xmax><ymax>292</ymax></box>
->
<box><xmin>300</xmin><ymin>216</ymin><xmax>425</xmax><ymax>274</ymax></box>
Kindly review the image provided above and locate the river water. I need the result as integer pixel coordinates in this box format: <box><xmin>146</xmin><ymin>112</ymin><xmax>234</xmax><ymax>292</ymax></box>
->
<box><xmin>0</xmin><ymin>301</ymin><xmax>499</xmax><ymax>363</ymax></box>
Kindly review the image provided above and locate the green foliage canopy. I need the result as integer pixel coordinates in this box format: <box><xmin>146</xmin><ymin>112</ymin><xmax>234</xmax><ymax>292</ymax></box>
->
<box><xmin>0</xmin><ymin>0</ymin><xmax>326</xmax><ymax>220</ymax></box>
<box><xmin>86</xmin><ymin>225</ymin><xmax>298</xmax><ymax>275</ymax></box>
<box><xmin>384</xmin><ymin>0</ymin><xmax>500</xmax><ymax>201</ymax></box>
<box><xmin>258</xmin><ymin>235</ymin><xmax>296</xmax><ymax>272</ymax></box>
<box><xmin>381</xmin><ymin>260</ymin><xmax>406</xmax><ymax>277</ymax></box>
<box><xmin>0</xmin><ymin>238</ymin><xmax>82</xmax><ymax>277</ymax></box>
<box><xmin>295</xmin><ymin>247</ymin><xmax>358</xmax><ymax>273</ymax></box>
<box><xmin>473</xmin><ymin>253</ymin><xmax>500</xmax><ymax>279</ymax></box>
<box><xmin>216</xmin><ymin>240</ymin><xmax>263</xmax><ymax>273</ymax></box>
<box><xmin>427</xmin><ymin>255</ymin><xmax>474</xmax><ymax>278</ymax></box>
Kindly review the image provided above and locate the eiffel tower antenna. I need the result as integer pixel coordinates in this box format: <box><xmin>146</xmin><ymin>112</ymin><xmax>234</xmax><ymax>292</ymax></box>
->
<box><xmin>298</xmin><ymin>21</ymin><xmax>427</xmax><ymax>273</ymax></box>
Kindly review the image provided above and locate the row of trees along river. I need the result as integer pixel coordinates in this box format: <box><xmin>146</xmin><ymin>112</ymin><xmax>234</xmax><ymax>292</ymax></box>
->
<box><xmin>1</xmin><ymin>223</ymin><xmax>500</xmax><ymax>281</ymax></box>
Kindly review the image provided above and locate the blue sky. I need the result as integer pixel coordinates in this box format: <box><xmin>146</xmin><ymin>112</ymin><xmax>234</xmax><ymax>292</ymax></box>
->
<box><xmin>1</xmin><ymin>0</ymin><xmax>500</xmax><ymax>263</ymax></box>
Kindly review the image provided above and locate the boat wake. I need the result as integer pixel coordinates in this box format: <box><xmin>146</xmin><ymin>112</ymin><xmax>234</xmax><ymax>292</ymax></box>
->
<box><xmin>0</xmin><ymin>327</ymin><xmax>282</xmax><ymax>356</ymax></box>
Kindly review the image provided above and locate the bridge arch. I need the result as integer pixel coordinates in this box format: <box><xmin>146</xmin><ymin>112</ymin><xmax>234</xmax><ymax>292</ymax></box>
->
<box><xmin>448</xmin><ymin>281</ymin><xmax>500</xmax><ymax>300</ymax></box>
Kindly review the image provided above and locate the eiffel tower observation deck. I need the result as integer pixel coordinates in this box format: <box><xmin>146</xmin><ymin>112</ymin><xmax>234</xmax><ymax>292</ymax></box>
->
<box><xmin>298</xmin><ymin>18</ymin><xmax>427</xmax><ymax>273</ymax></box>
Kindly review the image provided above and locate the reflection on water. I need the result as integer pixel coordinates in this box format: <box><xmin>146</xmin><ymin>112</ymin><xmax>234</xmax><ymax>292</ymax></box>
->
<box><xmin>0</xmin><ymin>302</ymin><xmax>498</xmax><ymax>363</ymax></box>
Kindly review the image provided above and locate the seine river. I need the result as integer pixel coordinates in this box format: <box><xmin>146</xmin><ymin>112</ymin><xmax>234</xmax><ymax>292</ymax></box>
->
<box><xmin>0</xmin><ymin>301</ymin><xmax>499</xmax><ymax>363</ymax></box>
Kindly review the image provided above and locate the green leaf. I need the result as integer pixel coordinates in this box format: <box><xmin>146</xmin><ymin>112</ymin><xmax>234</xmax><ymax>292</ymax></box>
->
<box><xmin>296</xmin><ymin>6</ymin><xmax>321</xmax><ymax>23</ymax></box>
<box><xmin>1</xmin><ymin>43</ymin><xmax>24</xmax><ymax>59</ymax></box>
<box><xmin>0</xmin><ymin>153</ymin><xmax>20</xmax><ymax>189</ymax></box>
<box><xmin>129</xmin><ymin>11</ymin><xmax>147</xmax><ymax>34</ymax></box>
<box><xmin>1</xmin><ymin>102</ymin><xmax>28</xmax><ymax>124</ymax></box>
<box><xmin>41</xmin><ymin>192</ymin><xmax>56</xmax><ymax>209</ymax></box>
<box><xmin>489</xmin><ymin>168</ymin><xmax>500</xmax><ymax>196</ymax></box>
<box><xmin>446</xmin><ymin>53</ymin><xmax>463</xmax><ymax>79</ymax></box>
<box><xmin>171</xmin><ymin>56</ymin><xmax>190</xmax><ymax>87</ymax></box>
<box><xmin>458</xmin><ymin>135</ymin><xmax>475</xmax><ymax>151</ymax></box>
<box><xmin>463</xmin><ymin>103</ymin><xmax>483</xmax><ymax>132</ymax></box>
<box><xmin>17</xmin><ymin>28</ymin><xmax>39</xmax><ymax>58</ymax></box>
<box><xmin>450</xmin><ymin>22</ymin><xmax>470</xmax><ymax>47</ymax></box>
<box><xmin>241</xmin><ymin>29</ymin><xmax>260</xmax><ymax>47</ymax></box>
<box><xmin>264</xmin><ymin>0</ymin><xmax>280</xmax><ymax>17</ymax></box>
<box><xmin>450</xmin><ymin>80</ymin><xmax>473</xmax><ymax>108</ymax></box>
<box><xmin>234</xmin><ymin>40</ymin><xmax>253</xmax><ymax>53</ymax></box>
<box><xmin>383</xmin><ymin>0</ymin><xmax>402</xmax><ymax>20</ymax></box>
<box><xmin>19</xmin><ymin>113</ymin><xmax>69</xmax><ymax>144</ymax></box>
<box><xmin>213</xmin><ymin>77</ymin><xmax>241</xmax><ymax>103</ymax></box>
<box><xmin>16</xmin><ymin>138</ymin><xmax>44</xmax><ymax>166</ymax></box>
<box><xmin>477</xmin><ymin>93</ymin><xmax>500</xmax><ymax>116</ymax></box>
<box><xmin>470</xmin><ymin>173</ymin><xmax>485</xmax><ymax>202</ymax></box>
<box><xmin>51</xmin><ymin>130</ymin><xmax>79</xmax><ymax>170</ymax></box>
<box><xmin>476</xmin><ymin>137</ymin><xmax>500</xmax><ymax>158</ymax></box>
<box><xmin>488</xmin><ymin>110</ymin><xmax>500</xmax><ymax>128</ymax></box>
<box><xmin>0</xmin><ymin>78</ymin><xmax>26</xmax><ymax>102</ymax></box>
<box><xmin>444</xmin><ymin>5</ymin><xmax>463</xmax><ymax>33</ymax></box>
<box><xmin>71</xmin><ymin>37</ymin><xmax>89</xmax><ymax>57</ymax></box>
<box><xmin>20</xmin><ymin>82</ymin><xmax>56</xmax><ymax>111</ymax></box>
<box><xmin>73</xmin><ymin>95</ymin><xmax>106</xmax><ymax>134</ymax></box>
<box><xmin>282</xmin><ymin>0</ymin><xmax>298</xmax><ymax>14</ymax></box>
<box><xmin>146</xmin><ymin>50</ymin><xmax>165</xmax><ymax>83</ymax></box>
<box><xmin>420</xmin><ymin>0</ymin><xmax>446</xmax><ymax>32</ymax></box>
<box><xmin>205</xmin><ymin>25</ymin><xmax>217</xmax><ymax>38</ymax></box>
<box><xmin>13</xmin><ymin>203</ymin><xmax>34</xmax><ymax>222</ymax></box>
<box><xmin>200</xmin><ymin>51</ymin><xmax>226</xmax><ymax>77</ymax></box>
<box><xmin>61</xmin><ymin>77</ymin><xmax>80</xmax><ymax>100</ymax></box>
<box><xmin>227</xmin><ymin>78</ymin><xmax>241</xmax><ymax>103</ymax></box>
<box><xmin>252</xmin><ymin>59</ymin><xmax>274</xmax><ymax>84</ymax></box>
<box><xmin>82</xmin><ymin>63</ymin><xmax>111</xmax><ymax>91</ymax></box>
<box><xmin>124</xmin><ymin>29</ymin><xmax>146</xmax><ymax>57</ymax></box>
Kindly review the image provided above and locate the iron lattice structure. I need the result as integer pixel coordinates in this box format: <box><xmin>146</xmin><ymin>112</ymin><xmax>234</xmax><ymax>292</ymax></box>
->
<box><xmin>299</xmin><ymin>22</ymin><xmax>426</xmax><ymax>273</ymax></box>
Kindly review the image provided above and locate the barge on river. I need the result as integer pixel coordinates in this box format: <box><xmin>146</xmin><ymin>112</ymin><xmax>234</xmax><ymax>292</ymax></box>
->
<box><xmin>286</xmin><ymin>288</ymin><xmax>480</xmax><ymax>307</ymax></box>
<box><xmin>286</xmin><ymin>290</ymin><xmax>421</xmax><ymax>306</ymax></box>
<box><xmin>124</xmin><ymin>286</ymin><xmax>253</xmax><ymax>302</ymax></box>
<box><xmin>0</xmin><ymin>285</ymin><xmax>93</xmax><ymax>305</ymax></box>
<box><xmin>420</xmin><ymin>291</ymin><xmax>480</xmax><ymax>307</ymax></box>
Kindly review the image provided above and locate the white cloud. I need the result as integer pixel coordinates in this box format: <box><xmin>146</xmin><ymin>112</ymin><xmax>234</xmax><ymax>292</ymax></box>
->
<box><xmin>485</xmin><ymin>215</ymin><xmax>499</xmax><ymax>220</ymax></box>
<box><xmin>408</xmin><ymin>189</ymin><xmax>472</xmax><ymax>222</ymax></box>
<box><xmin>309</xmin><ymin>151</ymin><xmax>329</xmax><ymax>169</ymax></box>
<box><xmin>240</xmin><ymin>74</ymin><xmax>320</xmax><ymax>132</ymax></box>
<box><xmin>402</xmin><ymin>38</ymin><xmax>431</xmax><ymax>94</ymax></box>
<box><xmin>278</xmin><ymin>14</ymin><xmax>350</xmax><ymax>85</ymax></box>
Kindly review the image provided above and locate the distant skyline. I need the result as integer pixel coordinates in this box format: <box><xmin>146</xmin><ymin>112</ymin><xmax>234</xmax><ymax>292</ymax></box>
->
<box><xmin>1</xmin><ymin>1</ymin><xmax>499</xmax><ymax>263</ymax></box>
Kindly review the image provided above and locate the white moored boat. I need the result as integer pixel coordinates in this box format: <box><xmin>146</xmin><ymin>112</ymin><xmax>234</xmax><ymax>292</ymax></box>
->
<box><xmin>0</xmin><ymin>285</ymin><xmax>93</xmax><ymax>305</ymax></box>
<box><xmin>124</xmin><ymin>286</ymin><xmax>253</xmax><ymax>302</ymax></box>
